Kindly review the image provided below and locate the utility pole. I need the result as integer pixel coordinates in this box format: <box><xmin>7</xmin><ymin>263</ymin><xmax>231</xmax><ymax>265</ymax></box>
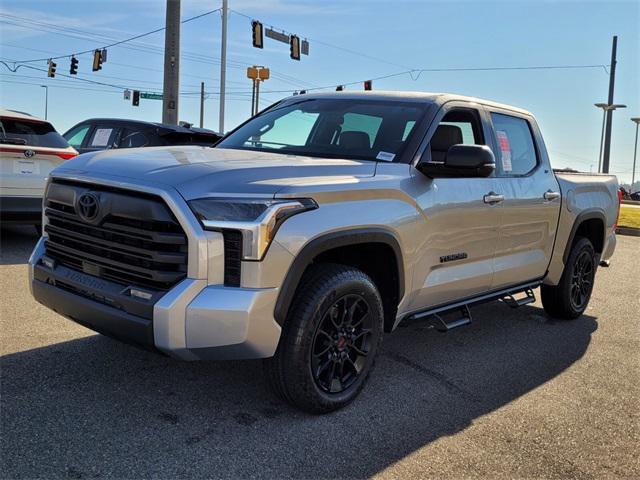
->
<box><xmin>162</xmin><ymin>0</ymin><xmax>180</xmax><ymax>125</ymax></box>
<box><xmin>200</xmin><ymin>82</ymin><xmax>205</xmax><ymax>128</ymax></box>
<box><xmin>601</xmin><ymin>35</ymin><xmax>618</xmax><ymax>174</ymax></box>
<box><xmin>219</xmin><ymin>0</ymin><xmax>228</xmax><ymax>134</ymax></box>
<box><xmin>631</xmin><ymin>117</ymin><xmax>640</xmax><ymax>188</ymax></box>
<box><xmin>40</xmin><ymin>85</ymin><xmax>48</xmax><ymax>120</ymax></box>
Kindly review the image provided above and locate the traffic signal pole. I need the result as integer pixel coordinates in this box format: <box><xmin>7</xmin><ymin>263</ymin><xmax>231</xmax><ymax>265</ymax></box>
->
<box><xmin>200</xmin><ymin>82</ymin><xmax>205</xmax><ymax>128</ymax></box>
<box><xmin>219</xmin><ymin>0</ymin><xmax>228</xmax><ymax>134</ymax></box>
<box><xmin>162</xmin><ymin>0</ymin><xmax>180</xmax><ymax>125</ymax></box>
<box><xmin>602</xmin><ymin>35</ymin><xmax>618</xmax><ymax>174</ymax></box>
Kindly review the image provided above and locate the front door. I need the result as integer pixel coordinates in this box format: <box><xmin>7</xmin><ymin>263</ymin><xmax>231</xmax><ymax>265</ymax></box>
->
<box><xmin>408</xmin><ymin>105</ymin><xmax>502</xmax><ymax>311</ymax></box>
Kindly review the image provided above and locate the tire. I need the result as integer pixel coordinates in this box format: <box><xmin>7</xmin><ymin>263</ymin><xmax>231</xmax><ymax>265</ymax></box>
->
<box><xmin>541</xmin><ymin>236</ymin><xmax>597</xmax><ymax>319</ymax></box>
<box><xmin>264</xmin><ymin>263</ymin><xmax>384</xmax><ymax>414</ymax></box>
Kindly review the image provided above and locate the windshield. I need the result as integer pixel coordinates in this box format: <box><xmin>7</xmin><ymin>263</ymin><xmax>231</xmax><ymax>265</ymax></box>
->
<box><xmin>217</xmin><ymin>98</ymin><xmax>427</xmax><ymax>161</ymax></box>
<box><xmin>0</xmin><ymin>117</ymin><xmax>69</xmax><ymax>148</ymax></box>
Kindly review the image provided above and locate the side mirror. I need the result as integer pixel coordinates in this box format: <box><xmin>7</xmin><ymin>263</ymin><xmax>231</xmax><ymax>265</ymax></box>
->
<box><xmin>417</xmin><ymin>144</ymin><xmax>495</xmax><ymax>178</ymax></box>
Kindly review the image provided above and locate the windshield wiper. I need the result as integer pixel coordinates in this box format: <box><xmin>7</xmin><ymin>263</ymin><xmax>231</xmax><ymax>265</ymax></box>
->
<box><xmin>0</xmin><ymin>138</ymin><xmax>28</xmax><ymax>145</ymax></box>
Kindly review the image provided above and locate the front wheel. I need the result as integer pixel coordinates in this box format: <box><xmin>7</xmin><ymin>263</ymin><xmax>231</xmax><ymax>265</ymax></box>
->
<box><xmin>264</xmin><ymin>264</ymin><xmax>384</xmax><ymax>414</ymax></box>
<box><xmin>541</xmin><ymin>236</ymin><xmax>597</xmax><ymax>319</ymax></box>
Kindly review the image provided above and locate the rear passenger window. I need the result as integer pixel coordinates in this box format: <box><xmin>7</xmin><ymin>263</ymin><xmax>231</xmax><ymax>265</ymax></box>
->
<box><xmin>491</xmin><ymin>113</ymin><xmax>538</xmax><ymax>175</ymax></box>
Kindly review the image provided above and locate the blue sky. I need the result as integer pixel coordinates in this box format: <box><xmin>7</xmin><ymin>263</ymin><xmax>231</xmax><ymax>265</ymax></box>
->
<box><xmin>1</xmin><ymin>0</ymin><xmax>638</xmax><ymax>184</ymax></box>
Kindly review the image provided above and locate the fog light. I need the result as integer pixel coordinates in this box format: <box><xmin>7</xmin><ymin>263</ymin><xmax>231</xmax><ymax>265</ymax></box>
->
<box><xmin>130</xmin><ymin>288</ymin><xmax>153</xmax><ymax>300</ymax></box>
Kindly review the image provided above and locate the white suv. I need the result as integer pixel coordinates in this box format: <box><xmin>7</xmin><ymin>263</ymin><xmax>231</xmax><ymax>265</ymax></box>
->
<box><xmin>0</xmin><ymin>109</ymin><xmax>77</xmax><ymax>229</ymax></box>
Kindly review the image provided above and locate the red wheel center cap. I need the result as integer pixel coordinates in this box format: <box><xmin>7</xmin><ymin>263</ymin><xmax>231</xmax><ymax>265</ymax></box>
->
<box><xmin>336</xmin><ymin>336</ymin><xmax>347</xmax><ymax>349</ymax></box>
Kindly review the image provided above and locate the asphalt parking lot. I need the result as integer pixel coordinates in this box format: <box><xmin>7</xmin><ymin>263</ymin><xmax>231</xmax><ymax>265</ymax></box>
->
<box><xmin>1</xmin><ymin>225</ymin><xmax>638</xmax><ymax>479</ymax></box>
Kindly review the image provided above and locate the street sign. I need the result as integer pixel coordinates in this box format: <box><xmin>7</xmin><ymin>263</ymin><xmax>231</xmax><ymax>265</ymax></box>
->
<box><xmin>265</xmin><ymin>28</ymin><xmax>289</xmax><ymax>44</ymax></box>
<box><xmin>141</xmin><ymin>92</ymin><xmax>163</xmax><ymax>100</ymax></box>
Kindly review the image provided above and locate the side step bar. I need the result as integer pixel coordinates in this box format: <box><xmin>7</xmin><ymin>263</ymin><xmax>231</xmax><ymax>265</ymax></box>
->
<box><xmin>404</xmin><ymin>280</ymin><xmax>542</xmax><ymax>332</ymax></box>
<box><xmin>501</xmin><ymin>287</ymin><xmax>536</xmax><ymax>308</ymax></box>
<box><xmin>431</xmin><ymin>305</ymin><xmax>472</xmax><ymax>332</ymax></box>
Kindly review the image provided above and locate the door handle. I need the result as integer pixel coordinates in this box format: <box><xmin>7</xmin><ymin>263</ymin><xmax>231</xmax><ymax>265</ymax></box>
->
<box><xmin>483</xmin><ymin>192</ymin><xmax>504</xmax><ymax>204</ymax></box>
<box><xmin>543</xmin><ymin>190</ymin><xmax>561</xmax><ymax>201</ymax></box>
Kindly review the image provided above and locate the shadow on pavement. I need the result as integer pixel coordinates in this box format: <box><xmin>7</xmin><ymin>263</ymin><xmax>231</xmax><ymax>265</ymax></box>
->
<box><xmin>0</xmin><ymin>224</ymin><xmax>39</xmax><ymax>266</ymax></box>
<box><xmin>1</xmin><ymin>302</ymin><xmax>597</xmax><ymax>478</ymax></box>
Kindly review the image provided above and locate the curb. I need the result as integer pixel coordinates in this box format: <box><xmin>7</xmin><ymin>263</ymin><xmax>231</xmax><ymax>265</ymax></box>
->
<box><xmin>616</xmin><ymin>226</ymin><xmax>640</xmax><ymax>237</ymax></box>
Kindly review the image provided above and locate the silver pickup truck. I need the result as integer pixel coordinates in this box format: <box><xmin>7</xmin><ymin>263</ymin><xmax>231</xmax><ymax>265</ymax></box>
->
<box><xmin>29</xmin><ymin>92</ymin><xmax>619</xmax><ymax>413</ymax></box>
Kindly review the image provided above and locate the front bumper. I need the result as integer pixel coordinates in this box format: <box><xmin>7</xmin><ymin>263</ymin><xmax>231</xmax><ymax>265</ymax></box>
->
<box><xmin>29</xmin><ymin>237</ymin><xmax>282</xmax><ymax>361</ymax></box>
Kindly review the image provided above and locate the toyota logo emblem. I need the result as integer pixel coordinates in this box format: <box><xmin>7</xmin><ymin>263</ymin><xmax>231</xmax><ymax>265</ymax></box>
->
<box><xmin>24</xmin><ymin>149</ymin><xmax>36</xmax><ymax>158</ymax></box>
<box><xmin>77</xmin><ymin>192</ymin><xmax>100</xmax><ymax>222</ymax></box>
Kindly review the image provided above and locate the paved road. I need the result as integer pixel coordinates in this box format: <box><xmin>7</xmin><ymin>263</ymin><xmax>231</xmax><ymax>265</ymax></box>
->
<box><xmin>1</xmin><ymin>225</ymin><xmax>638</xmax><ymax>479</ymax></box>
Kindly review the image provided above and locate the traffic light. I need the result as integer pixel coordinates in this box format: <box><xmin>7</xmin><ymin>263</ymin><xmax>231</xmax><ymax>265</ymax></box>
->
<box><xmin>252</xmin><ymin>20</ymin><xmax>263</xmax><ymax>48</ymax></box>
<box><xmin>92</xmin><ymin>49</ymin><xmax>102</xmax><ymax>71</ymax></box>
<box><xmin>336</xmin><ymin>85</ymin><xmax>344</xmax><ymax>91</ymax></box>
<box><xmin>364</xmin><ymin>80</ymin><xmax>372</xmax><ymax>91</ymax></box>
<box><xmin>47</xmin><ymin>59</ymin><xmax>57</xmax><ymax>78</ymax></box>
<box><xmin>132</xmin><ymin>90</ymin><xmax>140</xmax><ymax>107</ymax></box>
<box><xmin>69</xmin><ymin>56</ymin><xmax>78</xmax><ymax>75</ymax></box>
<box><xmin>101</xmin><ymin>48</ymin><xmax>108</xmax><ymax>63</ymax></box>
<box><xmin>290</xmin><ymin>35</ymin><xmax>300</xmax><ymax>61</ymax></box>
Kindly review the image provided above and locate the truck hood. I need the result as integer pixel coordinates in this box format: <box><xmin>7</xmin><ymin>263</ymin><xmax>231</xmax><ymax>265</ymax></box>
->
<box><xmin>55</xmin><ymin>146</ymin><xmax>376</xmax><ymax>200</ymax></box>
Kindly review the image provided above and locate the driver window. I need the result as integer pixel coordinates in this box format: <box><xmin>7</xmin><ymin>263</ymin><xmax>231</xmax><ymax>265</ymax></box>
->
<box><xmin>429</xmin><ymin>109</ymin><xmax>484</xmax><ymax>163</ymax></box>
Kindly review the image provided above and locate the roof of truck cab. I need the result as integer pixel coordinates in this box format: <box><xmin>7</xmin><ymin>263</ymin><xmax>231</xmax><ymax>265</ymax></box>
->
<box><xmin>281</xmin><ymin>91</ymin><xmax>534</xmax><ymax>116</ymax></box>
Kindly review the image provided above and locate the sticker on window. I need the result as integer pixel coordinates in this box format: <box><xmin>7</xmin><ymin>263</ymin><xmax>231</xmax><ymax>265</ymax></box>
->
<box><xmin>496</xmin><ymin>130</ymin><xmax>512</xmax><ymax>172</ymax></box>
<box><xmin>376</xmin><ymin>151</ymin><xmax>395</xmax><ymax>162</ymax></box>
<box><xmin>91</xmin><ymin>128</ymin><xmax>112</xmax><ymax>147</ymax></box>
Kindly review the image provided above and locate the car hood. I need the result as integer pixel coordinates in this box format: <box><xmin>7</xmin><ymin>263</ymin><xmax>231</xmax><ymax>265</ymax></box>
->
<box><xmin>54</xmin><ymin>146</ymin><xmax>377</xmax><ymax>200</ymax></box>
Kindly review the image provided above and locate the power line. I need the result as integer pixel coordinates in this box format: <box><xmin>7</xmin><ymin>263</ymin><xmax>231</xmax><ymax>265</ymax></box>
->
<box><xmin>2</xmin><ymin>8</ymin><xmax>221</xmax><ymax>64</ymax></box>
<box><xmin>0</xmin><ymin>15</ymin><xmax>317</xmax><ymax>89</ymax></box>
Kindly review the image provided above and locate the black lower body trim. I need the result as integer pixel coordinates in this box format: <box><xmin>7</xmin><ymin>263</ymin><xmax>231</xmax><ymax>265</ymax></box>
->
<box><xmin>404</xmin><ymin>279</ymin><xmax>543</xmax><ymax>323</ymax></box>
<box><xmin>32</xmin><ymin>278</ymin><xmax>158</xmax><ymax>352</ymax></box>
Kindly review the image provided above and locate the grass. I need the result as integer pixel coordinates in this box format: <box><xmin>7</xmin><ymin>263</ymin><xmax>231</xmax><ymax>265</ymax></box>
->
<box><xmin>618</xmin><ymin>205</ymin><xmax>640</xmax><ymax>229</ymax></box>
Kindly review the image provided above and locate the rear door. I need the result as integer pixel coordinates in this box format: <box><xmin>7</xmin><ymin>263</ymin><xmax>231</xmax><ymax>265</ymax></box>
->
<box><xmin>0</xmin><ymin>116</ymin><xmax>76</xmax><ymax>197</ymax></box>
<box><xmin>487</xmin><ymin>110</ymin><xmax>561</xmax><ymax>289</ymax></box>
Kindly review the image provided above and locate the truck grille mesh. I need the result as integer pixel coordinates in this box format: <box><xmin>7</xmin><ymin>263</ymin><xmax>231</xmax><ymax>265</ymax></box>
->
<box><xmin>44</xmin><ymin>180</ymin><xmax>188</xmax><ymax>291</ymax></box>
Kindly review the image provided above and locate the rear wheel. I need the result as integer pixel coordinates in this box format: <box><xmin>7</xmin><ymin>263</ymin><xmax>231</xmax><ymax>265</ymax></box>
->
<box><xmin>264</xmin><ymin>264</ymin><xmax>384</xmax><ymax>414</ymax></box>
<box><xmin>541</xmin><ymin>236</ymin><xmax>597</xmax><ymax>319</ymax></box>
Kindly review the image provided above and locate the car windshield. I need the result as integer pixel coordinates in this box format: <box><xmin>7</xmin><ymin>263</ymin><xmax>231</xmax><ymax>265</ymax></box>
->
<box><xmin>0</xmin><ymin>117</ymin><xmax>69</xmax><ymax>148</ymax></box>
<box><xmin>217</xmin><ymin>98</ymin><xmax>427</xmax><ymax>161</ymax></box>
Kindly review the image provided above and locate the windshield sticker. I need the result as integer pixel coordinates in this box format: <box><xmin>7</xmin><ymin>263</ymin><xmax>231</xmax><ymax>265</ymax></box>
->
<box><xmin>91</xmin><ymin>128</ymin><xmax>112</xmax><ymax>147</ymax></box>
<box><xmin>496</xmin><ymin>130</ymin><xmax>512</xmax><ymax>172</ymax></box>
<box><xmin>376</xmin><ymin>151</ymin><xmax>395</xmax><ymax>162</ymax></box>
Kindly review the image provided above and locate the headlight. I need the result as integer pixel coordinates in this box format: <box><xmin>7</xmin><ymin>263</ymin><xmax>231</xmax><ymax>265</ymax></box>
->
<box><xmin>189</xmin><ymin>197</ymin><xmax>317</xmax><ymax>260</ymax></box>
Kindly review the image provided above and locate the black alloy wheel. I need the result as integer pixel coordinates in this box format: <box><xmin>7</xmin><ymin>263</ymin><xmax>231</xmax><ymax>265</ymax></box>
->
<box><xmin>569</xmin><ymin>250</ymin><xmax>595</xmax><ymax>311</ymax></box>
<box><xmin>311</xmin><ymin>294</ymin><xmax>373</xmax><ymax>394</ymax></box>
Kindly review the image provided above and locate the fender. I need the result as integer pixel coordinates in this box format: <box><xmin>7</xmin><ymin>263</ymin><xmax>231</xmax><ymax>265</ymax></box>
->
<box><xmin>273</xmin><ymin>228</ymin><xmax>405</xmax><ymax>326</ymax></box>
<box><xmin>562</xmin><ymin>210</ymin><xmax>606</xmax><ymax>264</ymax></box>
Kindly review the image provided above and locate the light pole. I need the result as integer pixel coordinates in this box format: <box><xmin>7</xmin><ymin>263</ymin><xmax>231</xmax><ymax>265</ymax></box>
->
<box><xmin>40</xmin><ymin>85</ymin><xmax>48</xmax><ymax>120</ymax></box>
<box><xmin>595</xmin><ymin>103</ymin><xmax>626</xmax><ymax>173</ymax></box>
<box><xmin>631</xmin><ymin>117</ymin><xmax>640</xmax><ymax>189</ymax></box>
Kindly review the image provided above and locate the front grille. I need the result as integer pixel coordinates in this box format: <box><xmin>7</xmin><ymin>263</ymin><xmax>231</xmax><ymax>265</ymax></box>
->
<box><xmin>222</xmin><ymin>230</ymin><xmax>242</xmax><ymax>286</ymax></box>
<box><xmin>44</xmin><ymin>180</ymin><xmax>188</xmax><ymax>291</ymax></box>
